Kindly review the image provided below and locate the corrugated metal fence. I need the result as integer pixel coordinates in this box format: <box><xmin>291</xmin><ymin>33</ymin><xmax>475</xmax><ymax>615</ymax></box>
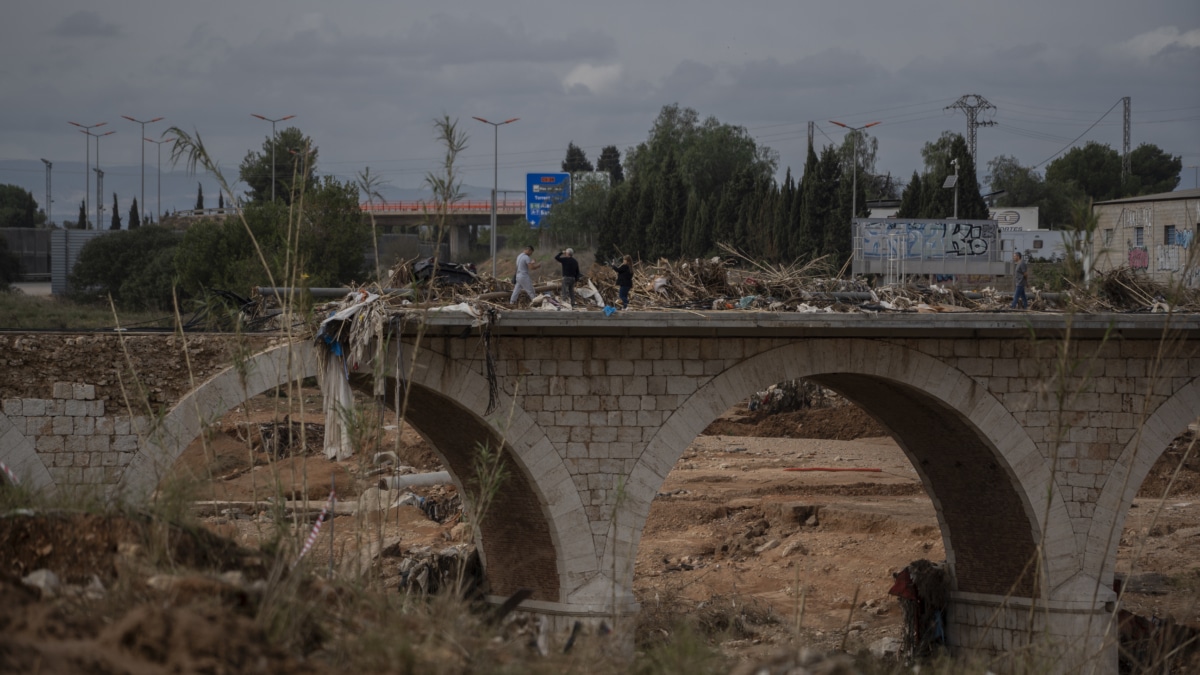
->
<box><xmin>51</xmin><ymin>229</ymin><xmax>112</xmax><ymax>295</ymax></box>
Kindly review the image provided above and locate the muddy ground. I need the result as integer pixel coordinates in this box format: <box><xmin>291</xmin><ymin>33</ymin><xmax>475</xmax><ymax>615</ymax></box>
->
<box><xmin>3</xmin><ymin>389</ymin><xmax>1198</xmax><ymax>673</ymax></box>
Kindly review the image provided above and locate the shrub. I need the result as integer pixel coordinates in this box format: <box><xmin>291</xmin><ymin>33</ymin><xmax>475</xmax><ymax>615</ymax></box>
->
<box><xmin>69</xmin><ymin>226</ymin><xmax>182</xmax><ymax>311</ymax></box>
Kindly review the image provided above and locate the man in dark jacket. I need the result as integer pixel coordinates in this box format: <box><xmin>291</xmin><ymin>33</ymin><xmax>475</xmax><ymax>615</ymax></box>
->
<box><xmin>610</xmin><ymin>254</ymin><xmax>632</xmax><ymax>309</ymax></box>
<box><xmin>554</xmin><ymin>248</ymin><xmax>581</xmax><ymax>307</ymax></box>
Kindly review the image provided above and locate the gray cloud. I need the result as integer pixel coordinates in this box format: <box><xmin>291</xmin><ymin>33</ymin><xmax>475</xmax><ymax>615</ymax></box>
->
<box><xmin>0</xmin><ymin>2</ymin><xmax>1194</xmax><ymax>217</ymax></box>
<box><xmin>51</xmin><ymin>10</ymin><xmax>120</xmax><ymax>38</ymax></box>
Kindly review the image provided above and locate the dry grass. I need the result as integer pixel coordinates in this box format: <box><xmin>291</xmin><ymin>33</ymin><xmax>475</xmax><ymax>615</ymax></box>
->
<box><xmin>0</xmin><ymin>289</ymin><xmax>172</xmax><ymax>330</ymax></box>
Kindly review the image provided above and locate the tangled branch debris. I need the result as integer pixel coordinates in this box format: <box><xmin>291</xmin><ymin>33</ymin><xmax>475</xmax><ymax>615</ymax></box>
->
<box><xmin>326</xmin><ymin>248</ymin><xmax>1200</xmax><ymax>318</ymax></box>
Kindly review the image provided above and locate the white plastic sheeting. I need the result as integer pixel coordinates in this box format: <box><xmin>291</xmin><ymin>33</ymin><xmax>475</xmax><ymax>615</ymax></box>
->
<box><xmin>314</xmin><ymin>291</ymin><xmax>382</xmax><ymax>461</ymax></box>
<box><xmin>319</xmin><ymin>353</ymin><xmax>354</xmax><ymax>460</ymax></box>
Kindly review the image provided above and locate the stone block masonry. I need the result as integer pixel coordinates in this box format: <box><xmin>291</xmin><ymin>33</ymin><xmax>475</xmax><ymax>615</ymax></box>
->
<box><xmin>3</xmin><ymin>382</ymin><xmax>147</xmax><ymax>492</ymax></box>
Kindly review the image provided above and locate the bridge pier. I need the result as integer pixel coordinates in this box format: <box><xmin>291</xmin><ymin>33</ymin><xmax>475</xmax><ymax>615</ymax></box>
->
<box><xmin>947</xmin><ymin>590</ymin><xmax>1118</xmax><ymax>673</ymax></box>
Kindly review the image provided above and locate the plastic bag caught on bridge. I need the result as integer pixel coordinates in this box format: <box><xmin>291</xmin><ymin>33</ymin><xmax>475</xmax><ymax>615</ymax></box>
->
<box><xmin>318</xmin><ymin>352</ymin><xmax>354</xmax><ymax>461</ymax></box>
<box><xmin>314</xmin><ymin>291</ymin><xmax>382</xmax><ymax>461</ymax></box>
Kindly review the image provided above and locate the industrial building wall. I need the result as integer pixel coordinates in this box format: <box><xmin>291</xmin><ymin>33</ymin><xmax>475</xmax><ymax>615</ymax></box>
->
<box><xmin>1</xmin><ymin>228</ymin><xmax>51</xmax><ymax>280</ymax></box>
<box><xmin>1093</xmin><ymin>193</ymin><xmax>1200</xmax><ymax>288</ymax></box>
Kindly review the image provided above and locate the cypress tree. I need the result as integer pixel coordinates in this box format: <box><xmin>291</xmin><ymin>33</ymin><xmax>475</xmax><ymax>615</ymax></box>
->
<box><xmin>649</xmin><ymin>153</ymin><xmax>685</xmax><ymax>259</ymax></box>
<box><xmin>773</xmin><ymin>169</ymin><xmax>795</xmax><ymax>261</ymax></box>
<box><xmin>597</xmin><ymin>145</ymin><xmax>624</xmax><ymax>185</ymax></box>
<box><xmin>195</xmin><ymin>182</ymin><xmax>204</xmax><ymax>211</ymax></box>
<box><xmin>951</xmin><ymin>136</ymin><xmax>990</xmax><ymax>220</ymax></box>
<box><xmin>712</xmin><ymin>181</ymin><xmax>739</xmax><ymax>250</ymax></box>
<box><xmin>695</xmin><ymin>198</ymin><xmax>713</xmax><ymax>257</ymax></box>
<box><xmin>681</xmin><ymin>192</ymin><xmax>701</xmax><ymax>257</ymax></box>
<box><xmin>597</xmin><ymin>185</ymin><xmax>625</xmax><ymax>260</ymax></box>
<box><xmin>76</xmin><ymin>200</ymin><xmax>87</xmax><ymax>230</ymax></box>
<box><xmin>787</xmin><ymin>168</ymin><xmax>804</xmax><ymax>261</ymax></box>
<box><xmin>796</xmin><ymin>143</ymin><xmax>822</xmax><ymax>260</ymax></box>
<box><xmin>561</xmin><ymin>142</ymin><xmax>594</xmax><ymax>174</ymax></box>
<box><xmin>896</xmin><ymin>171</ymin><xmax>922</xmax><ymax>218</ymax></box>
<box><xmin>632</xmin><ymin>180</ymin><xmax>654</xmax><ymax>259</ymax></box>
<box><xmin>129</xmin><ymin>198</ymin><xmax>141</xmax><ymax>229</ymax></box>
<box><xmin>110</xmin><ymin>193</ymin><xmax>122</xmax><ymax>230</ymax></box>
<box><xmin>819</xmin><ymin>146</ymin><xmax>850</xmax><ymax>263</ymax></box>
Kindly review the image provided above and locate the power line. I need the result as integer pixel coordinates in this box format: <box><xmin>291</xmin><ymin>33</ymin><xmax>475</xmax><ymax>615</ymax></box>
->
<box><xmin>1033</xmin><ymin>98</ymin><xmax>1125</xmax><ymax>168</ymax></box>
<box><xmin>992</xmin><ymin>124</ymin><xmax>1078</xmax><ymax>144</ymax></box>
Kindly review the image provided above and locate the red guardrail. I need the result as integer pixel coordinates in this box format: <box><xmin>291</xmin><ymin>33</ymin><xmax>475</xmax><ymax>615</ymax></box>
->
<box><xmin>360</xmin><ymin>200</ymin><xmax>525</xmax><ymax>213</ymax></box>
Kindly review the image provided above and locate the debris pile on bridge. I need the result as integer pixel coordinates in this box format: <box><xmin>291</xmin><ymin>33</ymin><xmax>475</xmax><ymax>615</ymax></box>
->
<box><xmin>326</xmin><ymin>248</ymin><xmax>1200</xmax><ymax>320</ymax></box>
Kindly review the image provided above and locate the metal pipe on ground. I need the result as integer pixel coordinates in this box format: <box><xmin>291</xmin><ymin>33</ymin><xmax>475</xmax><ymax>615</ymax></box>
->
<box><xmin>254</xmin><ymin>287</ymin><xmax>414</xmax><ymax>298</ymax></box>
<box><xmin>378</xmin><ymin>471</ymin><xmax>453</xmax><ymax>490</ymax></box>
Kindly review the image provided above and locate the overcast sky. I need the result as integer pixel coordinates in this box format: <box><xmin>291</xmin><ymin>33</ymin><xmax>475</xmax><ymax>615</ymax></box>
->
<box><xmin>1</xmin><ymin>1</ymin><xmax>1197</xmax><ymax>218</ymax></box>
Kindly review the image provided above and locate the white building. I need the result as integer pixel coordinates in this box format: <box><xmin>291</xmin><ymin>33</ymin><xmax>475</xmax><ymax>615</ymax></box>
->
<box><xmin>1093</xmin><ymin>188</ymin><xmax>1200</xmax><ymax>288</ymax></box>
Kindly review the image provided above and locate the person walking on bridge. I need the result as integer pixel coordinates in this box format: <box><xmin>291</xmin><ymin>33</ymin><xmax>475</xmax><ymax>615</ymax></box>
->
<box><xmin>554</xmin><ymin>248</ymin><xmax>581</xmax><ymax>307</ymax></box>
<box><xmin>510</xmin><ymin>245</ymin><xmax>540</xmax><ymax>306</ymax></box>
<box><xmin>1010</xmin><ymin>252</ymin><xmax>1029</xmax><ymax>309</ymax></box>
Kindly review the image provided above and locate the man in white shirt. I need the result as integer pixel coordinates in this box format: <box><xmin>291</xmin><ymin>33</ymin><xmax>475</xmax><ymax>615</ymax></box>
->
<box><xmin>510</xmin><ymin>245</ymin><xmax>540</xmax><ymax>305</ymax></box>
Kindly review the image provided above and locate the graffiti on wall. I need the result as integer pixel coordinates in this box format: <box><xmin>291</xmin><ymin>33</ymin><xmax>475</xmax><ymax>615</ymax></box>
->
<box><xmin>1176</xmin><ymin>228</ymin><xmax>1195</xmax><ymax>248</ymax></box>
<box><xmin>1120</xmin><ymin>206</ymin><xmax>1154</xmax><ymax>229</ymax></box>
<box><xmin>860</xmin><ymin>220</ymin><xmax>997</xmax><ymax>260</ymax></box>
<box><xmin>1128</xmin><ymin>247</ymin><xmax>1149</xmax><ymax>269</ymax></box>
<box><xmin>1156</xmin><ymin>228</ymin><xmax>1195</xmax><ymax>278</ymax></box>
<box><xmin>1156</xmin><ymin>246</ymin><xmax>1185</xmax><ymax>271</ymax></box>
<box><xmin>1185</xmin><ymin>266</ymin><xmax>1200</xmax><ymax>289</ymax></box>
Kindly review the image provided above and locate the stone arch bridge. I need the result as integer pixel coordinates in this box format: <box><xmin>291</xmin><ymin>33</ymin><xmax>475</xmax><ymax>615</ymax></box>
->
<box><xmin>2</xmin><ymin>312</ymin><xmax>1198</xmax><ymax>674</ymax></box>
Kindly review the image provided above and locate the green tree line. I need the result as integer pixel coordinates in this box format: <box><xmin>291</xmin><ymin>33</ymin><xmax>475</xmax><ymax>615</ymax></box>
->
<box><xmin>542</xmin><ymin>105</ymin><xmax>1183</xmax><ymax>268</ymax></box>
<box><xmin>68</xmin><ymin>129</ymin><xmax>369</xmax><ymax>312</ymax></box>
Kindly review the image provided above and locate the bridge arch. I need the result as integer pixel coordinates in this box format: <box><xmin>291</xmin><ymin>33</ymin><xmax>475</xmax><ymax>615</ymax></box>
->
<box><xmin>350</xmin><ymin>340</ymin><xmax>602</xmax><ymax>605</ymax></box>
<box><xmin>1085</xmin><ymin>375</ymin><xmax>1200</xmax><ymax>582</ymax></box>
<box><xmin>119</xmin><ymin>340</ymin><xmax>600</xmax><ymax>606</ymax></box>
<box><xmin>118</xmin><ymin>342</ymin><xmax>319</xmax><ymax>500</ymax></box>
<box><xmin>618</xmin><ymin>338</ymin><xmax>1077</xmax><ymax>599</ymax></box>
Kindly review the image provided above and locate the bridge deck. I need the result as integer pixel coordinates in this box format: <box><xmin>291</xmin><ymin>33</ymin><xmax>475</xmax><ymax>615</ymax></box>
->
<box><xmin>404</xmin><ymin>310</ymin><xmax>1200</xmax><ymax>339</ymax></box>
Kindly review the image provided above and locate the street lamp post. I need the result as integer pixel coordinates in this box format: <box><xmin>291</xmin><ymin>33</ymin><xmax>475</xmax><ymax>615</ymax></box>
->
<box><xmin>145</xmin><ymin>136</ymin><xmax>176</xmax><ymax>224</ymax></box>
<box><xmin>92</xmin><ymin>131</ymin><xmax>115</xmax><ymax>228</ymax></box>
<box><xmin>121</xmin><ymin>116</ymin><xmax>163</xmax><ymax>220</ymax></box>
<box><xmin>69</xmin><ymin>121</ymin><xmax>106</xmax><ymax>229</ymax></box>
<box><xmin>829</xmin><ymin>120</ymin><xmax>881</xmax><ymax>222</ymax></box>
<box><xmin>472</xmin><ymin>116</ymin><xmax>519</xmax><ymax>278</ymax></box>
<box><xmin>40</xmin><ymin>159</ymin><xmax>52</xmax><ymax>227</ymax></box>
<box><xmin>1188</xmin><ymin>165</ymin><xmax>1199</xmax><ymax>190</ymax></box>
<box><xmin>251</xmin><ymin>114</ymin><xmax>296</xmax><ymax>202</ymax></box>
<box><xmin>93</xmin><ymin>168</ymin><xmax>105</xmax><ymax>228</ymax></box>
